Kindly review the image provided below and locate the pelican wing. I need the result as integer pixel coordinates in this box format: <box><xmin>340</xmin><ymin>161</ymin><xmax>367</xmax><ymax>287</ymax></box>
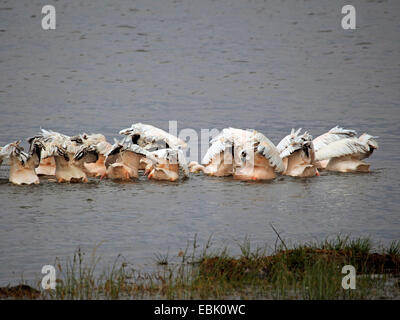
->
<box><xmin>315</xmin><ymin>137</ymin><xmax>369</xmax><ymax>161</ymax></box>
<box><xmin>279</xmin><ymin>144</ymin><xmax>302</xmax><ymax>159</ymax></box>
<box><xmin>0</xmin><ymin>144</ymin><xmax>12</xmax><ymax>165</ymax></box>
<box><xmin>211</xmin><ymin>127</ymin><xmax>254</xmax><ymax>145</ymax></box>
<box><xmin>39</xmin><ymin>128</ymin><xmax>71</xmax><ymax>145</ymax></box>
<box><xmin>276</xmin><ymin>134</ymin><xmax>292</xmax><ymax>154</ymax></box>
<box><xmin>203</xmin><ymin>127</ymin><xmax>251</xmax><ymax>165</ymax></box>
<box><xmin>73</xmin><ymin>139</ymin><xmax>112</xmax><ymax>163</ymax></box>
<box><xmin>120</xmin><ymin>123</ymin><xmax>187</xmax><ymax>149</ymax></box>
<box><xmin>250</xmin><ymin>131</ymin><xmax>288</xmax><ymax>172</ymax></box>
<box><xmin>104</xmin><ymin>144</ymin><xmax>122</xmax><ymax>168</ymax></box>
<box><xmin>279</xmin><ymin>131</ymin><xmax>313</xmax><ymax>159</ymax></box>
<box><xmin>201</xmin><ymin>138</ymin><xmax>231</xmax><ymax>165</ymax></box>
<box><xmin>105</xmin><ymin>140</ymin><xmax>152</xmax><ymax>167</ymax></box>
<box><xmin>0</xmin><ymin>141</ymin><xmax>33</xmax><ymax>165</ymax></box>
<box><xmin>29</xmin><ymin>128</ymin><xmax>77</xmax><ymax>158</ymax></box>
<box><xmin>0</xmin><ymin>141</ymin><xmax>21</xmax><ymax>158</ymax></box>
<box><xmin>313</xmin><ymin>126</ymin><xmax>357</xmax><ymax>152</ymax></box>
<box><xmin>203</xmin><ymin>128</ymin><xmax>281</xmax><ymax>166</ymax></box>
<box><xmin>276</xmin><ymin>128</ymin><xmax>302</xmax><ymax>153</ymax></box>
<box><xmin>29</xmin><ymin>137</ymin><xmax>62</xmax><ymax>159</ymax></box>
<box><xmin>41</xmin><ymin>143</ymin><xmax>63</xmax><ymax>159</ymax></box>
<box><xmin>124</xmin><ymin>143</ymin><xmax>152</xmax><ymax>157</ymax></box>
<box><xmin>209</xmin><ymin>128</ymin><xmax>231</xmax><ymax>144</ymax></box>
<box><xmin>72</xmin><ymin>133</ymin><xmax>111</xmax><ymax>155</ymax></box>
<box><xmin>73</xmin><ymin>144</ymin><xmax>99</xmax><ymax>163</ymax></box>
<box><xmin>256</xmin><ymin>141</ymin><xmax>285</xmax><ymax>173</ymax></box>
<box><xmin>0</xmin><ymin>145</ymin><xmax>8</xmax><ymax>163</ymax></box>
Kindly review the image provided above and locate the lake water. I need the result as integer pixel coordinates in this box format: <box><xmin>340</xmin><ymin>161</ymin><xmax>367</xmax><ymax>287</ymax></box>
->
<box><xmin>0</xmin><ymin>0</ymin><xmax>399</xmax><ymax>285</ymax></box>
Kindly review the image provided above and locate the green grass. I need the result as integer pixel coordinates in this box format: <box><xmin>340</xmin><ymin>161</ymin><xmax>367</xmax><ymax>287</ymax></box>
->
<box><xmin>2</xmin><ymin>234</ymin><xmax>399</xmax><ymax>300</ymax></box>
<box><xmin>154</xmin><ymin>251</ymin><xmax>170</xmax><ymax>266</ymax></box>
<box><xmin>387</xmin><ymin>240</ymin><xmax>400</xmax><ymax>256</ymax></box>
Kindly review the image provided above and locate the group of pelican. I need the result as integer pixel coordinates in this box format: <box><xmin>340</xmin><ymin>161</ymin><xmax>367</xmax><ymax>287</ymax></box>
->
<box><xmin>0</xmin><ymin>123</ymin><xmax>379</xmax><ymax>185</ymax></box>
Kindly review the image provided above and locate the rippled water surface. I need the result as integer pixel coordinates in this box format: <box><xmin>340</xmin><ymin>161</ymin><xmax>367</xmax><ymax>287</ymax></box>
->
<box><xmin>0</xmin><ymin>0</ymin><xmax>399</xmax><ymax>285</ymax></box>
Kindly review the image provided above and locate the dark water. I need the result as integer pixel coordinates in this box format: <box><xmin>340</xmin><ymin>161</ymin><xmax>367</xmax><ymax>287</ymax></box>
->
<box><xmin>0</xmin><ymin>0</ymin><xmax>399</xmax><ymax>285</ymax></box>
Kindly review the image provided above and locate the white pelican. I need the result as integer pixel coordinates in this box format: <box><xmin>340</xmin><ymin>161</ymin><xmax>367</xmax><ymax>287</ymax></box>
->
<box><xmin>141</xmin><ymin>148</ymin><xmax>189</xmax><ymax>181</ymax></box>
<box><xmin>188</xmin><ymin>128</ymin><xmax>284</xmax><ymax>180</ymax></box>
<box><xmin>314</xmin><ymin>133</ymin><xmax>379</xmax><ymax>172</ymax></box>
<box><xmin>28</xmin><ymin>129</ymin><xmax>88</xmax><ymax>183</ymax></box>
<box><xmin>71</xmin><ymin>133</ymin><xmax>112</xmax><ymax>177</ymax></box>
<box><xmin>276</xmin><ymin>129</ymin><xmax>319</xmax><ymax>177</ymax></box>
<box><xmin>103</xmin><ymin>139</ymin><xmax>153</xmax><ymax>180</ymax></box>
<box><xmin>0</xmin><ymin>141</ymin><xmax>40</xmax><ymax>185</ymax></box>
<box><xmin>28</xmin><ymin>135</ymin><xmax>56</xmax><ymax>176</ymax></box>
<box><xmin>119</xmin><ymin>123</ymin><xmax>187</xmax><ymax>150</ymax></box>
<box><xmin>312</xmin><ymin>126</ymin><xmax>357</xmax><ymax>170</ymax></box>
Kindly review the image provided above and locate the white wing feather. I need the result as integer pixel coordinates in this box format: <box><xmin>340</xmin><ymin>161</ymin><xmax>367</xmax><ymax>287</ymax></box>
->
<box><xmin>0</xmin><ymin>141</ymin><xmax>30</xmax><ymax>164</ymax></box>
<box><xmin>203</xmin><ymin>127</ymin><xmax>283</xmax><ymax>172</ymax></box>
<box><xmin>279</xmin><ymin>144</ymin><xmax>302</xmax><ymax>159</ymax></box>
<box><xmin>203</xmin><ymin>127</ymin><xmax>255</xmax><ymax>165</ymax></box>
<box><xmin>72</xmin><ymin>133</ymin><xmax>112</xmax><ymax>157</ymax></box>
<box><xmin>276</xmin><ymin>128</ymin><xmax>302</xmax><ymax>153</ymax></box>
<box><xmin>119</xmin><ymin>123</ymin><xmax>187</xmax><ymax>149</ymax></box>
<box><xmin>313</xmin><ymin>126</ymin><xmax>357</xmax><ymax>152</ymax></box>
<box><xmin>202</xmin><ymin>139</ymin><xmax>230</xmax><ymax>165</ymax></box>
<box><xmin>315</xmin><ymin>137</ymin><xmax>369</xmax><ymax>161</ymax></box>
<box><xmin>30</xmin><ymin>128</ymin><xmax>78</xmax><ymax>158</ymax></box>
<box><xmin>106</xmin><ymin>140</ymin><xmax>151</xmax><ymax>158</ymax></box>
<box><xmin>277</xmin><ymin>129</ymin><xmax>313</xmax><ymax>160</ymax></box>
<box><xmin>256</xmin><ymin>141</ymin><xmax>285</xmax><ymax>173</ymax></box>
<box><xmin>0</xmin><ymin>143</ymin><xmax>16</xmax><ymax>162</ymax></box>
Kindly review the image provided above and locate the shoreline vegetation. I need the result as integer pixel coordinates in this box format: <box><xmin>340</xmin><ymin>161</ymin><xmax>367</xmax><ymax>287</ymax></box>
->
<box><xmin>1</xmin><ymin>234</ymin><xmax>399</xmax><ymax>300</ymax></box>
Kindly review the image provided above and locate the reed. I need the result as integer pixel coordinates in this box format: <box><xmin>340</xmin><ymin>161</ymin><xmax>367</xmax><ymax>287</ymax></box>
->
<box><xmin>2</xmin><ymin>234</ymin><xmax>399</xmax><ymax>300</ymax></box>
